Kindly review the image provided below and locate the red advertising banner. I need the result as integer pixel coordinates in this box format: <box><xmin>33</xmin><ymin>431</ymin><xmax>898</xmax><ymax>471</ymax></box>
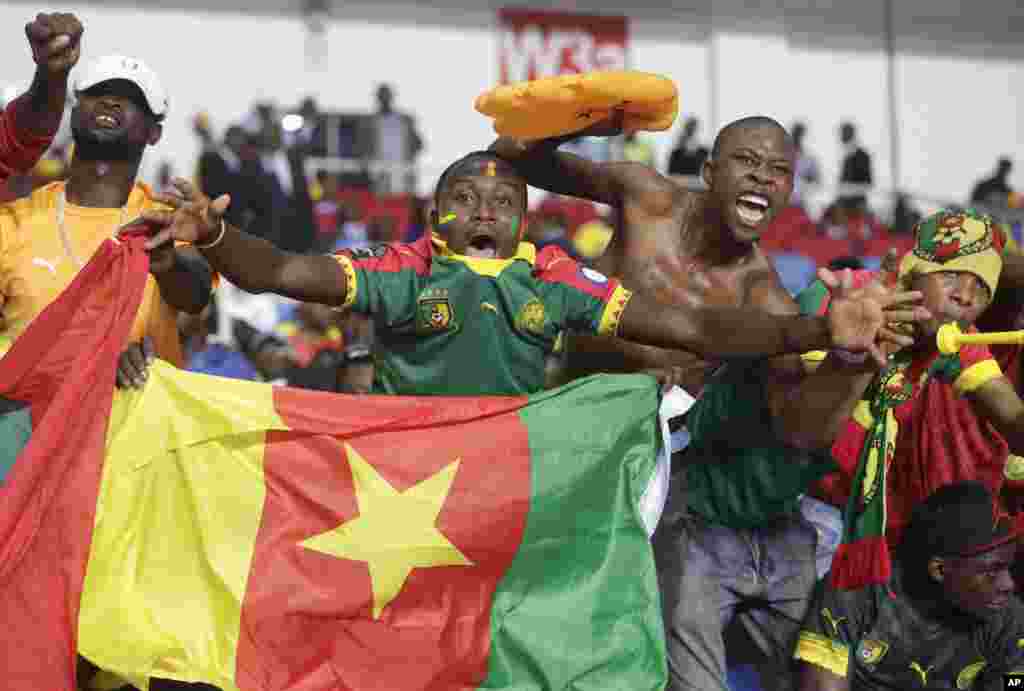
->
<box><xmin>498</xmin><ymin>8</ymin><xmax>629</xmax><ymax>84</ymax></box>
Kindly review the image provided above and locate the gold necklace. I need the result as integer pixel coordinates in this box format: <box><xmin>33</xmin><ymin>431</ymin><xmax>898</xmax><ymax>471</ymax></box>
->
<box><xmin>55</xmin><ymin>187</ymin><xmax>129</xmax><ymax>268</ymax></box>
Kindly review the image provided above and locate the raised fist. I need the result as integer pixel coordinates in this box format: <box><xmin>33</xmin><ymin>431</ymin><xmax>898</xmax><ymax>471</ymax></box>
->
<box><xmin>26</xmin><ymin>12</ymin><xmax>83</xmax><ymax>76</ymax></box>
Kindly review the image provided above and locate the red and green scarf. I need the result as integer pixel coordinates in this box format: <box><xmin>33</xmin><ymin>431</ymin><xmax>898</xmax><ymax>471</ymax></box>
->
<box><xmin>798</xmin><ymin>274</ymin><xmax>996</xmax><ymax>589</ymax></box>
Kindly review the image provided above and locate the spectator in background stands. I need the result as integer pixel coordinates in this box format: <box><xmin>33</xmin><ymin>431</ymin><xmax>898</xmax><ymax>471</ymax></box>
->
<box><xmin>837</xmin><ymin>121</ymin><xmax>873</xmax><ymax>215</ymax></box>
<box><xmin>256</xmin><ymin>108</ymin><xmax>315</xmax><ymax>253</ymax></box>
<box><xmin>195</xmin><ymin>122</ymin><xmax>260</xmax><ymax>230</ymax></box>
<box><xmin>334</xmin><ymin>195</ymin><xmax>369</xmax><ymax>252</ymax></box>
<box><xmin>891</xmin><ymin>193</ymin><xmax>922</xmax><ymax>235</ymax></box>
<box><xmin>527</xmin><ymin>201</ymin><xmax>577</xmax><ymax>258</ymax></box>
<box><xmin>356</xmin><ymin>83</ymin><xmax>423</xmax><ymax>194</ymax></box>
<box><xmin>284</xmin><ymin>96</ymin><xmax>323</xmax><ymax>153</ymax></box>
<box><xmin>667</xmin><ymin>116</ymin><xmax>708</xmax><ymax>178</ymax></box>
<box><xmin>971</xmin><ymin>157</ymin><xmax>1014</xmax><ymax>208</ymax></box>
<box><xmin>790</xmin><ymin>121</ymin><xmax>820</xmax><ymax>209</ymax></box>
<box><xmin>311</xmin><ymin>171</ymin><xmax>343</xmax><ymax>252</ymax></box>
<box><xmin>403</xmin><ymin>196</ymin><xmax>431</xmax><ymax>243</ymax></box>
<box><xmin>180</xmin><ymin>302</ymin><xmax>262</xmax><ymax>382</ymax></box>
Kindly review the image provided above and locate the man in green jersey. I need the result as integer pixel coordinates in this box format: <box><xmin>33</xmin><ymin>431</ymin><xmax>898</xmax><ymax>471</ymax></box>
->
<box><xmin>125</xmin><ymin>151</ymin><xmax>922</xmax><ymax>395</ymax></box>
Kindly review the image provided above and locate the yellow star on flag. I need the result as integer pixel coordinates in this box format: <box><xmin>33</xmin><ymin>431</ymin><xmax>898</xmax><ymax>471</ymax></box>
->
<box><xmin>301</xmin><ymin>443</ymin><xmax>472</xmax><ymax>619</ymax></box>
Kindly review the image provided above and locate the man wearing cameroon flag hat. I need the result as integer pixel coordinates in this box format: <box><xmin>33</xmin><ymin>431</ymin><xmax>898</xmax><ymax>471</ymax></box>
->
<box><xmin>797</xmin><ymin>208</ymin><xmax>1024</xmax><ymax>592</ymax></box>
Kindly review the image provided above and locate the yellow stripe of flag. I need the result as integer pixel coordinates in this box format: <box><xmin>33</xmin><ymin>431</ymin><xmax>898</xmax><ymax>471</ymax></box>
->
<box><xmin>79</xmin><ymin>362</ymin><xmax>286</xmax><ymax>691</ymax></box>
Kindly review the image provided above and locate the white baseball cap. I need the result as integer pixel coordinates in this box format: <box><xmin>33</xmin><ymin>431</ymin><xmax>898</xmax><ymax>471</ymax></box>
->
<box><xmin>73</xmin><ymin>55</ymin><xmax>169</xmax><ymax>118</ymax></box>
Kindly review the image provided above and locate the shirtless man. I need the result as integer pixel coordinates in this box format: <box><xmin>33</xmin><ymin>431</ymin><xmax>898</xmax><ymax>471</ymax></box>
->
<box><xmin>493</xmin><ymin>116</ymin><xmax>893</xmax><ymax>691</ymax></box>
<box><xmin>492</xmin><ymin>114</ymin><xmax>879</xmax><ymax>449</ymax></box>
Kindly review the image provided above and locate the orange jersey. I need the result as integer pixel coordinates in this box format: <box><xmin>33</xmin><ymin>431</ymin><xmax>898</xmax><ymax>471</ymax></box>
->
<box><xmin>0</xmin><ymin>181</ymin><xmax>185</xmax><ymax>365</ymax></box>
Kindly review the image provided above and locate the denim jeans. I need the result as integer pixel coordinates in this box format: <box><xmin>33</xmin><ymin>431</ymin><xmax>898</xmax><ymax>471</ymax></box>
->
<box><xmin>652</xmin><ymin>482</ymin><xmax>820</xmax><ymax>691</ymax></box>
<box><xmin>796</xmin><ymin>495</ymin><xmax>843</xmax><ymax>580</ymax></box>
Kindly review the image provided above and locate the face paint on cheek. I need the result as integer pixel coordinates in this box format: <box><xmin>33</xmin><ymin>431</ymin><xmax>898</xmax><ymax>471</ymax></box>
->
<box><xmin>438</xmin><ymin>213</ymin><xmax>457</xmax><ymax>226</ymax></box>
<box><xmin>512</xmin><ymin>216</ymin><xmax>523</xmax><ymax>241</ymax></box>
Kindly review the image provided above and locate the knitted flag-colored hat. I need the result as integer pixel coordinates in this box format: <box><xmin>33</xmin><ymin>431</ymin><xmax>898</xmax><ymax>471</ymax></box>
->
<box><xmin>899</xmin><ymin>208</ymin><xmax>1006</xmax><ymax>297</ymax></box>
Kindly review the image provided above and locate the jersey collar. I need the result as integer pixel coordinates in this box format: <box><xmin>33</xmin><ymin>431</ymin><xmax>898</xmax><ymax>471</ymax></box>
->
<box><xmin>430</xmin><ymin>232</ymin><xmax>536</xmax><ymax>277</ymax></box>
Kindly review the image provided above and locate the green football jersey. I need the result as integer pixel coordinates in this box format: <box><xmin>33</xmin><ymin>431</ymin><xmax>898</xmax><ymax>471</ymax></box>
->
<box><xmin>334</xmin><ymin>234</ymin><xmax>632</xmax><ymax>396</ymax></box>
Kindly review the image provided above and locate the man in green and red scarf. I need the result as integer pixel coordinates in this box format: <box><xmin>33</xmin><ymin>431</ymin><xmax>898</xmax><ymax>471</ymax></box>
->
<box><xmin>800</xmin><ymin>208</ymin><xmax>1024</xmax><ymax>589</ymax></box>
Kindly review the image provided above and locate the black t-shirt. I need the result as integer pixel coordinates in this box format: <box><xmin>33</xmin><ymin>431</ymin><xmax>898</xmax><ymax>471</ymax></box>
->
<box><xmin>795</xmin><ymin>563</ymin><xmax>1024</xmax><ymax>690</ymax></box>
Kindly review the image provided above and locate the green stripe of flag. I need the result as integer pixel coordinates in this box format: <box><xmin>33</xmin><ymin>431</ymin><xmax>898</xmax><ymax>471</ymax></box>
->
<box><xmin>484</xmin><ymin>374</ymin><xmax>666</xmax><ymax>690</ymax></box>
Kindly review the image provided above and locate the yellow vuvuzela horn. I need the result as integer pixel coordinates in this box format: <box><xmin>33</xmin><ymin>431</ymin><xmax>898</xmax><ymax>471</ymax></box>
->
<box><xmin>936</xmin><ymin>322</ymin><xmax>1024</xmax><ymax>355</ymax></box>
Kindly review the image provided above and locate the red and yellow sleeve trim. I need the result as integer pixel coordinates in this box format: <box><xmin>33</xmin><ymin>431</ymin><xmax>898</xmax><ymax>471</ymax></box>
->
<box><xmin>953</xmin><ymin>359</ymin><xmax>1002</xmax><ymax>396</ymax></box>
<box><xmin>597</xmin><ymin>285</ymin><xmax>633</xmax><ymax>337</ymax></box>
<box><xmin>794</xmin><ymin>631</ymin><xmax>849</xmax><ymax>678</ymax></box>
<box><xmin>333</xmin><ymin>254</ymin><xmax>358</xmax><ymax>310</ymax></box>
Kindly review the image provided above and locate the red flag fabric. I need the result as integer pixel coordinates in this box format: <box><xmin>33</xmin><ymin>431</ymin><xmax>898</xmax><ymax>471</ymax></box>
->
<box><xmin>0</xmin><ymin>234</ymin><xmax>149</xmax><ymax>690</ymax></box>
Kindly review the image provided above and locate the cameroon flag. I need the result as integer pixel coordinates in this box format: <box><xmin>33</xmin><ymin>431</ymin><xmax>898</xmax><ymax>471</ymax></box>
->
<box><xmin>0</xmin><ymin>236</ymin><xmax>668</xmax><ymax>691</ymax></box>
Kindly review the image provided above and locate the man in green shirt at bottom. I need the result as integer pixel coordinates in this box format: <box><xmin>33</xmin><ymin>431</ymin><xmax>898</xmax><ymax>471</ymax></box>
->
<box><xmin>795</xmin><ymin>481</ymin><xmax>1024</xmax><ymax>691</ymax></box>
<box><xmin>129</xmin><ymin>151</ymin><xmax>922</xmax><ymax>397</ymax></box>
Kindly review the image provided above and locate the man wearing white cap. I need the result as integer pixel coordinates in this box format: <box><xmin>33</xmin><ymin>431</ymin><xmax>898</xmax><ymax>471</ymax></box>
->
<box><xmin>0</xmin><ymin>53</ymin><xmax>214</xmax><ymax>370</ymax></box>
<box><xmin>0</xmin><ymin>12</ymin><xmax>83</xmax><ymax>181</ymax></box>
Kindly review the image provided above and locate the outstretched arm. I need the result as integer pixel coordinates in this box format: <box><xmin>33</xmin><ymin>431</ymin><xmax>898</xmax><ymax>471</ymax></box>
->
<box><xmin>764</xmin><ymin>265</ymin><xmax>912</xmax><ymax>450</ymax></box>
<box><xmin>616</xmin><ymin>273</ymin><xmax>922</xmax><ymax>364</ymax></box>
<box><xmin>142</xmin><ymin>179</ymin><xmax>349</xmax><ymax>307</ymax></box>
<box><xmin>617</xmin><ymin>291</ymin><xmax>832</xmax><ymax>359</ymax></box>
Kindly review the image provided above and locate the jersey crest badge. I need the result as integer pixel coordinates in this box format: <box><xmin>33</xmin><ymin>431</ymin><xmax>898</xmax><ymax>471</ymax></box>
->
<box><xmin>515</xmin><ymin>298</ymin><xmax>546</xmax><ymax>334</ymax></box>
<box><xmin>856</xmin><ymin>639</ymin><xmax>889</xmax><ymax>665</ymax></box>
<box><xmin>417</xmin><ymin>290</ymin><xmax>454</xmax><ymax>332</ymax></box>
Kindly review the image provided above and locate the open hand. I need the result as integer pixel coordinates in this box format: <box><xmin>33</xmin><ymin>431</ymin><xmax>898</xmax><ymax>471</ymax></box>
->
<box><xmin>142</xmin><ymin>178</ymin><xmax>230</xmax><ymax>252</ymax></box>
<box><xmin>819</xmin><ymin>267</ymin><xmax>929</xmax><ymax>367</ymax></box>
<box><xmin>26</xmin><ymin>12</ymin><xmax>82</xmax><ymax>76</ymax></box>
